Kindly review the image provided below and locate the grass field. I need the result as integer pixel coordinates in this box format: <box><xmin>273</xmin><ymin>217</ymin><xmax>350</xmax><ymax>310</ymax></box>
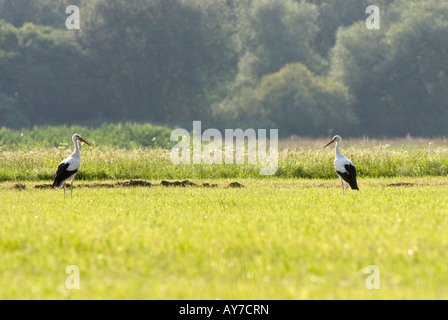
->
<box><xmin>2</xmin><ymin>143</ymin><xmax>448</xmax><ymax>181</ymax></box>
<box><xmin>1</xmin><ymin>125</ymin><xmax>448</xmax><ymax>299</ymax></box>
<box><xmin>1</xmin><ymin>178</ymin><xmax>448</xmax><ymax>299</ymax></box>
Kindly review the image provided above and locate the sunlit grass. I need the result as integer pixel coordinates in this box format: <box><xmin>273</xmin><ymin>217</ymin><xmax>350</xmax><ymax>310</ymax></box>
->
<box><xmin>1</xmin><ymin>145</ymin><xmax>448</xmax><ymax>182</ymax></box>
<box><xmin>1</xmin><ymin>129</ymin><xmax>448</xmax><ymax>299</ymax></box>
<box><xmin>1</xmin><ymin>178</ymin><xmax>448</xmax><ymax>299</ymax></box>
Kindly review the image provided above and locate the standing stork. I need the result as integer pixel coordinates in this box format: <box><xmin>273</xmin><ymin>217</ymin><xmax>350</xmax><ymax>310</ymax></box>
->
<box><xmin>53</xmin><ymin>133</ymin><xmax>91</xmax><ymax>198</ymax></box>
<box><xmin>324</xmin><ymin>135</ymin><xmax>359</xmax><ymax>195</ymax></box>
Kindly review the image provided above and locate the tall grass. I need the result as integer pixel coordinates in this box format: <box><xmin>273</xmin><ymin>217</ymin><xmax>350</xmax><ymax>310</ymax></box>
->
<box><xmin>277</xmin><ymin>146</ymin><xmax>448</xmax><ymax>179</ymax></box>
<box><xmin>1</xmin><ymin>124</ymin><xmax>448</xmax><ymax>181</ymax></box>
<box><xmin>1</xmin><ymin>145</ymin><xmax>448</xmax><ymax>182</ymax></box>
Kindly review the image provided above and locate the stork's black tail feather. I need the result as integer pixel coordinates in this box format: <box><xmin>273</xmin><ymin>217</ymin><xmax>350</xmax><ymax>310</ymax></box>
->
<box><xmin>53</xmin><ymin>176</ymin><xmax>65</xmax><ymax>189</ymax></box>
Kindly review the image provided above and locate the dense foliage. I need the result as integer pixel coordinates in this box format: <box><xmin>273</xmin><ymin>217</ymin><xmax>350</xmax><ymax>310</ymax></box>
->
<box><xmin>0</xmin><ymin>0</ymin><xmax>446</xmax><ymax>137</ymax></box>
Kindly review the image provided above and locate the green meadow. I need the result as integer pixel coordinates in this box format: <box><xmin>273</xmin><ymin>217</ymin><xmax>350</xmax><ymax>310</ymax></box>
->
<box><xmin>1</xmin><ymin>125</ymin><xmax>448</xmax><ymax>299</ymax></box>
<box><xmin>1</xmin><ymin>179</ymin><xmax>448</xmax><ymax>299</ymax></box>
<box><xmin>2</xmin><ymin>142</ymin><xmax>448</xmax><ymax>182</ymax></box>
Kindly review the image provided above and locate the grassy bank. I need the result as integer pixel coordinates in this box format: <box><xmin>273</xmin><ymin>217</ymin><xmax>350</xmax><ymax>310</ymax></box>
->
<box><xmin>1</xmin><ymin>145</ymin><xmax>448</xmax><ymax>182</ymax></box>
<box><xmin>1</xmin><ymin>125</ymin><xmax>448</xmax><ymax>181</ymax></box>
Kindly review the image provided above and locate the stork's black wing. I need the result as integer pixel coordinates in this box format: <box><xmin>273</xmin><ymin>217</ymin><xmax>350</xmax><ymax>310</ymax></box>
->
<box><xmin>53</xmin><ymin>162</ymin><xmax>77</xmax><ymax>189</ymax></box>
<box><xmin>55</xmin><ymin>162</ymin><xmax>69</xmax><ymax>177</ymax></box>
<box><xmin>344</xmin><ymin>164</ymin><xmax>358</xmax><ymax>190</ymax></box>
<box><xmin>336</xmin><ymin>164</ymin><xmax>359</xmax><ymax>190</ymax></box>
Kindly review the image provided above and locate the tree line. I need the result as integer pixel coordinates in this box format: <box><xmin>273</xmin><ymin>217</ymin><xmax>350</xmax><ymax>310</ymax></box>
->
<box><xmin>0</xmin><ymin>0</ymin><xmax>447</xmax><ymax>137</ymax></box>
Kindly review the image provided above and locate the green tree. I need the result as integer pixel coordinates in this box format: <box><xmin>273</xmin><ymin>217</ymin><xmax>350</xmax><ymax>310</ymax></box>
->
<box><xmin>304</xmin><ymin>0</ymin><xmax>393</xmax><ymax>57</ymax></box>
<box><xmin>78</xmin><ymin>0</ymin><xmax>214</xmax><ymax>125</ymax></box>
<box><xmin>0</xmin><ymin>0</ymin><xmax>82</xmax><ymax>28</ymax></box>
<box><xmin>0</xmin><ymin>21</ymin><xmax>97</xmax><ymax>125</ymax></box>
<box><xmin>212</xmin><ymin>0</ymin><xmax>329</xmax><ymax>132</ymax></box>
<box><xmin>236</xmin><ymin>0</ymin><xmax>323</xmax><ymax>79</ymax></box>
<box><xmin>215</xmin><ymin>63</ymin><xmax>357</xmax><ymax>136</ymax></box>
<box><xmin>330</xmin><ymin>0</ymin><xmax>448</xmax><ymax>136</ymax></box>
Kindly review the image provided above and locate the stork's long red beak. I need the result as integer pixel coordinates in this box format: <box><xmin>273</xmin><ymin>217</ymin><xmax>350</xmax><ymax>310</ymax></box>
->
<box><xmin>79</xmin><ymin>137</ymin><xmax>91</xmax><ymax>146</ymax></box>
<box><xmin>323</xmin><ymin>139</ymin><xmax>335</xmax><ymax>148</ymax></box>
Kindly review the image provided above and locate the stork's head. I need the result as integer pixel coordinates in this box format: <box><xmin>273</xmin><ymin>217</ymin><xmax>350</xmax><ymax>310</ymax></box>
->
<box><xmin>324</xmin><ymin>135</ymin><xmax>342</xmax><ymax>148</ymax></box>
<box><xmin>72</xmin><ymin>133</ymin><xmax>92</xmax><ymax>146</ymax></box>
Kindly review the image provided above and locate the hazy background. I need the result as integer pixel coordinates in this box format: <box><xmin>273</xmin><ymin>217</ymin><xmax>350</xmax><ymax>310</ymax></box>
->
<box><xmin>0</xmin><ymin>0</ymin><xmax>447</xmax><ymax>137</ymax></box>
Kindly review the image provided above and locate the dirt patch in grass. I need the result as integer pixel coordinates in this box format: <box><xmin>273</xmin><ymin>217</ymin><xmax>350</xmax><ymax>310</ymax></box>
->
<box><xmin>10</xmin><ymin>183</ymin><xmax>26</xmax><ymax>190</ymax></box>
<box><xmin>385</xmin><ymin>182</ymin><xmax>415</xmax><ymax>187</ymax></box>
<box><xmin>160</xmin><ymin>180</ymin><xmax>218</xmax><ymax>188</ymax></box>
<box><xmin>299</xmin><ymin>181</ymin><xmax>417</xmax><ymax>189</ymax></box>
<box><xmin>161</xmin><ymin>180</ymin><xmax>193</xmax><ymax>187</ymax></box>
<box><xmin>78</xmin><ymin>182</ymin><xmax>122</xmax><ymax>188</ymax></box>
<box><xmin>5</xmin><ymin>178</ymin><xmax>443</xmax><ymax>191</ymax></box>
<box><xmin>202</xmin><ymin>183</ymin><xmax>219</xmax><ymax>188</ymax></box>
<box><xmin>34</xmin><ymin>180</ymin><xmax>152</xmax><ymax>189</ymax></box>
<box><xmin>34</xmin><ymin>184</ymin><xmax>53</xmax><ymax>189</ymax></box>
<box><xmin>31</xmin><ymin>180</ymin><xmax>222</xmax><ymax>189</ymax></box>
<box><xmin>117</xmin><ymin>180</ymin><xmax>152</xmax><ymax>187</ymax></box>
<box><xmin>226</xmin><ymin>182</ymin><xmax>245</xmax><ymax>188</ymax></box>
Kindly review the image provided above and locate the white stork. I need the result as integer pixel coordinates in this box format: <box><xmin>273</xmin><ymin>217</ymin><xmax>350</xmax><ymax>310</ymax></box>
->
<box><xmin>53</xmin><ymin>133</ymin><xmax>91</xmax><ymax>198</ymax></box>
<box><xmin>324</xmin><ymin>135</ymin><xmax>359</xmax><ymax>195</ymax></box>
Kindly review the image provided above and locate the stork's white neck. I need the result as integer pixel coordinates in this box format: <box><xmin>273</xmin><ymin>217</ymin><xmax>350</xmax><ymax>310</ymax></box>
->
<box><xmin>73</xmin><ymin>138</ymin><xmax>80</xmax><ymax>156</ymax></box>
<box><xmin>334</xmin><ymin>140</ymin><xmax>343</xmax><ymax>158</ymax></box>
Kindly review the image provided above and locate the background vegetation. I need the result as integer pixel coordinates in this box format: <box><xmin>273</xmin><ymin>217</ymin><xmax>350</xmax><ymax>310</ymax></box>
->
<box><xmin>0</xmin><ymin>123</ymin><xmax>173</xmax><ymax>150</ymax></box>
<box><xmin>0</xmin><ymin>0</ymin><xmax>447</xmax><ymax>137</ymax></box>
<box><xmin>0</xmin><ymin>124</ymin><xmax>447</xmax><ymax>182</ymax></box>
